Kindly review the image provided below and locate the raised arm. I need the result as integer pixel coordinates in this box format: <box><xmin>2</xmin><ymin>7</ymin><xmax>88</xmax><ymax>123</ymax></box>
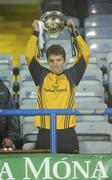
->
<box><xmin>67</xmin><ymin>19</ymin><xmax>90</xmax><ymax>65</ymax></box>
<box><xmin>25</xmin><ymin>20</ymin><xmax>48</xmax><ymax>86</ymax></box>
<box><xmin>25</xmin><ymin>19</ymin><xmax>41</xmax><ymax>66</ymax></box>
<box><xmin>66</xmin><ymin>19</ymin><xmax>90</xmax><ymax>86</ymax></box>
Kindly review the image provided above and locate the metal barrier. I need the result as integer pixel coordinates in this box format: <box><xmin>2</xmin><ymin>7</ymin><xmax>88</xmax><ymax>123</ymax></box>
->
<box><xmin>0</xmin><ymin>108</ymin><xmax>112</xmax><ymax>153</ymax></box>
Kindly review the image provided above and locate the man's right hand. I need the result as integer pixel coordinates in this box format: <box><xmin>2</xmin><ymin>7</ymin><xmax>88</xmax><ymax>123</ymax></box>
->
<box><xmin>32</xmin><ymin>19</ymin><xmax>39</xmax><ymax>32</ymax></box>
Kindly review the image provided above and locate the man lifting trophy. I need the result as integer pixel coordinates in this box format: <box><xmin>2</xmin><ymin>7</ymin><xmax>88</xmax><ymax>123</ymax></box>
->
<box><xmin>25</xmin><ymin>11</ymin><xmax>90</xmax><ymax>153</ymax></box>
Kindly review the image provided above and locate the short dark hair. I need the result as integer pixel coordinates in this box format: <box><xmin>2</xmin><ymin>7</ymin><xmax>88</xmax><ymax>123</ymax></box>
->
<box><xmin>46</xmin><ymin>44</ymin><xmax>66</xmax><ymax>61</ymax></box>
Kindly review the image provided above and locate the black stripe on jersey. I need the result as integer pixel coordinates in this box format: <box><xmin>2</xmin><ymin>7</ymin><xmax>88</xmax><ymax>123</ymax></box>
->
<box><xmin>66</xmin><ymin>91</ymin><xmax>75</xmax><ymax>128</ymax></box>
<box><xmin>37</xmin><ymin>93</ymin><xmax>43</xmax><ymax>128</ymax></box>
<box><xmin>29</xmin><ymin>58</ymin><xmax>49</xmax><ymax>86</ymax></box>
<box><xmin>40</xmin><ymin>93</ymin><xmax>46</xmax><ymax>128</ymax></box>
<box><xmin>67</xmin><ymin>56</ymin><xmax>86</xmax><ymax>86</ymax></box>
<box><xmin>38</xmin><ymin>93</ymin><xmax>46</xmax><ymax>128</ymax></box>
<box><xmin>64</xmin><ymin>90</ymin><xmax>74</xmax><ymax>128</ymax></box>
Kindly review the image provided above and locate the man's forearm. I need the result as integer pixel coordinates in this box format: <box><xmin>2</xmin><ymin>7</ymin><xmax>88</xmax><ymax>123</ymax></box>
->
<box><xmin>25</xmin><ymin>33</ymin><xmax>39</xmax><ymax>66</ymax></box>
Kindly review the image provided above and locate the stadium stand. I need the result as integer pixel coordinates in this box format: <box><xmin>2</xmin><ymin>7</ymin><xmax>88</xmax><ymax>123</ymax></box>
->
<box><xmin>21</xmin><ymin>121</ymin><xmax>38</xmax><ymax>147</ymax></box>
<box><xmin>87</xmin><ymin>0</ymin><xmax>111</xmax><ymax>7</ymax></box>
<box><xmin>87</xmin><ymin>39</ymin><xmax>112</xmax><ymax>68</ymax></box>
<box><xmin>88</xmin><ymin>2</ymin><xmax>112</xmax><ymax>15</ymax></box>
<box><xmin>82</xmin><ymin>67</ymin><xmax>103</xmax><ymax>85</ymax></box>
<box><xmin>40</xmin><ymin>0</ymin><xmax>62</xmax><ymax>14</ymax></box>
<box><xmin>79</xmin><ymin>141</ymin><xmax>112</xmax><ymax>154</ymax></box>
<box><xmin>0</xmin><ymin>54</ymin><xmax>13</xmax><ymax>92</ymax></box>
<box><xmin>76</xmin><ymin>84</ymin><xmax>105</xmax><ymax>102</ymax></box>
<box><xmin>76</xmin><ymin>121</ymin><xmax>112</xmax><ymax>154</ymax></box>
<box><xmin>85</xmin><ymin>27</ymin><xmax>112</xmax><ymax>42</ymax></box>
<box><xmin>84</xmin><ymin>15</ymin><xmax>112</xmax><ymax>28</ymax></box>
<box><xmin>76</xmin><ymin>102</ymin><xmax>108</xmax><ymax>122</ymax></box>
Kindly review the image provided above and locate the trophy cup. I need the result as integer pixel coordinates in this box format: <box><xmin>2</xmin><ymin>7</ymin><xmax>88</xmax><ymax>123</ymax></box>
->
<box><xmin>40</xmin><ymin>11</ymin><xmax>67</xmax><ymax>38</ymax></box>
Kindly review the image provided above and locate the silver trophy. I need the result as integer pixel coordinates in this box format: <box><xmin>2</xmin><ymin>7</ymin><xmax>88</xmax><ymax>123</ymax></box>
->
<box><xmin>40</xmin><ymin>11</ymin><xmax>67</xmax><ymax>38</ymax></box>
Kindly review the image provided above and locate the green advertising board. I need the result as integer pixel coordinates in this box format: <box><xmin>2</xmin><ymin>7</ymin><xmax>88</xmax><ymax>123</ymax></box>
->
<box><xmin>0</xmin><ymin>153</ymin><xmax>112</xmax><ymax>180</ymax></box>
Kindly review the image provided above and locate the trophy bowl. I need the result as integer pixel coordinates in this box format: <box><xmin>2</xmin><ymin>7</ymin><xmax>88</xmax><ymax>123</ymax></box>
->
<box><xmin>40</xmin><ymin>11</ymin><xmax>67</xmax><ymax>38</ymax></box>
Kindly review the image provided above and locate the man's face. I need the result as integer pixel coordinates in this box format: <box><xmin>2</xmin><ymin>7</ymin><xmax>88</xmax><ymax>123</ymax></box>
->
<box><xmin>48</xmin><ymin>54</ymin><xmax>65</xmax><ymax>74</ymax></box>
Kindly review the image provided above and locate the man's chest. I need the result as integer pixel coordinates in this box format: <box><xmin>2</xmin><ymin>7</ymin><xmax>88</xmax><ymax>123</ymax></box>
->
<box><xmin>42</xmin><ymin>74</ymin><xmax>70</xmax><ymax>93</ymax></box>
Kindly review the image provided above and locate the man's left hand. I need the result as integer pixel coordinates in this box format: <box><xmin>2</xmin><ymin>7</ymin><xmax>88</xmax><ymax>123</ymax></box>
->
<box><xmin>2</xmin><ymin>138</ymin><xmax>13</xmax><ymax>147</ymax></box>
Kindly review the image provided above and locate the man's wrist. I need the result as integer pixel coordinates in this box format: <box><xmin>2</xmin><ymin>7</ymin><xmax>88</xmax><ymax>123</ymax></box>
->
<box><xmin>71</xmin><ymin>29</ymin><xmax>79</xmax><ymax>37</ymax></box>
<box><xmin>33</xmin><ymin>30</ymin><xmax>39</xmax><ymax>37</ymax></box>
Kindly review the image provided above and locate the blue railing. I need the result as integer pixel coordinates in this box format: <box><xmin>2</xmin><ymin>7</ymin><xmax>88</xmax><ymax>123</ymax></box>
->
<box><xmin>0</xmin><ymin>108</ymin><xmax>112</xmax><ymax>153</ymax></box>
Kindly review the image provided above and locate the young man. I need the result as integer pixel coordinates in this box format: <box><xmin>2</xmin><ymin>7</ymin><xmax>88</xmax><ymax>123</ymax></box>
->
<box><xmin>0</xmin><ymin>80</ymin><xmax>19</xmax><ymax>149</ymax></box>
<box><xmin>25</xmin><ymin>19</ymin><xmax>90</xmax><ymax>153</ymax></box>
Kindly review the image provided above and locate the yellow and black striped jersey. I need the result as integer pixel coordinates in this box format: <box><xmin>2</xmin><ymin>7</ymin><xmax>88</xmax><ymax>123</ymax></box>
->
<box><xmin>25</xmin><ymin>31</ymin><xmax>90</xmax><ymax>129</ymax></box>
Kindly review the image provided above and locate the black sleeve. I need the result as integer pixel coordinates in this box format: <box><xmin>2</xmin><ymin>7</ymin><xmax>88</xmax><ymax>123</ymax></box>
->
<box><xmin>68</xmin><ymin>56</ymin><xmax>86</xmax><ymax>86</ymax></box>
<box><xmin>29</xmin><ymin>57</ymin><xmax>49</xmax><ymax>86</ymax></box>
